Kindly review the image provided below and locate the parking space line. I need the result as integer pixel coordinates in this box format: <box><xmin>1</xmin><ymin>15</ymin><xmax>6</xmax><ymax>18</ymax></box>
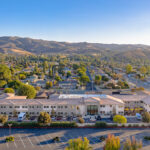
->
<box><xmin>47</xmin><ymin>134</ymin><xmax>59</xmax><ymax>147</ymax></box>
<box><xmin>41</xmin><ymin>135</ymin><xmax>51</xmax><ymax>148</ymax></box>
<box><xmin>26</xmin><ymin>134</ymin><xmax>34</xmax><ymax>147</ymax></box>
<box><xmin>34</xmin><ymin>135</ymin><xmax>43</xmax><ymax>147</ymax></box>
<box><xmin>4</xmin><ymin>134</ymin><xmax>9</xmax><ymax>148</ymax></box>
<box><xmin>14</xmin><ymin>139</ymin><xmax>18</xmax><ymax>148</ymax></box>
<box><xmin>18</xmin><ymin>134</ymin><xmax>26</xmax><ymax>148</ymax></box>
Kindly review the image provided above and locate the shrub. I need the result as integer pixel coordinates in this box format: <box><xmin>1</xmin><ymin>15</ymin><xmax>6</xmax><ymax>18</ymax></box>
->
<box><xmin>65</xmin><ymin>137</ymin><xmax>92</xmax><ymax>150</ymax></box>
<box><xmin>142</xmin><ymin>112</ymin><xmax>150</xmax><ymax>123</ymax></box>
<box><xmin>99</xmin><ymin>136</ymin><xmax>106</xmax><ymax>141</ymax></box>
<box><xmin>50</xmin><ymin>122</ymin><xmax>77</xmax><ymax>128</ymax></box>
<box><xmin>104</xmin><ymin>134</ymin><xmax>120</xmax><ymax>150</ymax></box>
<box><xmin>4</xmin><ymin>88</ymin><xmax>14</xmax><ymax>93</ymax></box>
<box><xmin>53</xmin><ymin>137</ymin><xmax>60</xmax><ymax>142</ymax></box>
<box><xmin>6</xmin><ymin>136</ymin><xmax>14</xmax><ymax>142</ymax></box>
<box><xmin>123</xmin><ymin>136</ymin><xmax>142</xmax><ymax>150</ymax></box>
<box><xmin>144</xmin><ymin>136</ymin><xmax>150</xmax><ymax>140</ymax></box>
<box><xmin>95</xmin><ymin>121</ymin><xmax>107</xmax><ymax>128</ymax></box>
<box><xmin>113</xmin><ymin>115</ymin><xmax>127</xmax><ymax>124</ymax></box>
<box><xmin>4</xmin><ymin>121</ymin><xmax>40</xmax><ymax>127</ymax></box>
<box><xmin>78</xmin><ymin>117</ymin><xmax>85</xmax><ymax>124</ymax></box>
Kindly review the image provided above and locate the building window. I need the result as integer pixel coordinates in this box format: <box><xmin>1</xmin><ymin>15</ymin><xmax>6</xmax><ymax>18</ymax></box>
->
<box><xmin>61</xmin><ymin>106</ymin><xmax>63</xmax><ymax>109</ymax></box>
<box><xmin>9</xmin><ymin>106</ymin><xmax>12</xmax><ymax>108</ymax></box>
<box><xmin>87</xmin><ymin>105</ymin><xmax>98</xmax><ymax>115</ymax></box>
<box><xmin>65</xmin><ymin>106</ymin><xmax>67</xmax><ymax>109</ymax></box>
<box><xmin>15</xmin><ymin>106</ymin><xmax>20</xmax><ymax>108</ymax></box>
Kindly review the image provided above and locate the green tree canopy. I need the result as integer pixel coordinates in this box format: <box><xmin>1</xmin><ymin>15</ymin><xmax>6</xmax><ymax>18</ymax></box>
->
<box><xmin>80</xmin><ymin>75</ymin><xmax>90</xmax><ymax>85</ymax></box>
<box><xmin>17</xmin><ymin>84</ymin><xmax>36</xmax><ymax>99</ymax></box>
<box><xmin>0</xmin><ymin>64</ymin><xmax>12</xmax><ymax>80</ymax></box>
<box><xmin>94</xmin><ymin>75</ymin><xmax>102</xmax><ymax>85</ymax></box>
<box><xmin>0</xmin><ymin>80</ymin><xmax>7</xmax><ymax>88</ymax></box>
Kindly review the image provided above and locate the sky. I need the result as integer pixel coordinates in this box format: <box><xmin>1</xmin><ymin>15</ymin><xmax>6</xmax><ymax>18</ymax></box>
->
<box><xmin>0</xmin><ymin>0</ymin><xmax>150</xmax><ymax>44</ymax></box>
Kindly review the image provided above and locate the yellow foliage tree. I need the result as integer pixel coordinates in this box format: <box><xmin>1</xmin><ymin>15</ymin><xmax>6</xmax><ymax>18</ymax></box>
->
<box><xmin>104</xmin><ymin>134</ymin><xmax>120</xmax><ymax>150</ymax></box>
<box><xmin>65</xmin><ymin>137</ymin><xmax>92</xmax><ymax>150</ymax></box>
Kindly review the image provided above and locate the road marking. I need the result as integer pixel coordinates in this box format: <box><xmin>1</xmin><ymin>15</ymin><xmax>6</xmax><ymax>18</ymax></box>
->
<box><xmin>41</xmin><ymin>135</ymin><xmax>51</xmax><ymax>148</ymax></box>
<box><xmin>47</xmin><ymin>134</ymin><xmax>59</xmax><ymax>147</ymax></box>
<box><xmin>14</xmin><ymin>139</ymin><xmax>18</xmax><ymax>148</ymax></box>
<box><xmin>18</xmin><ymin>134</ymin><xmax>26</xmax><ymax>148</ymax></box>
<box><xmin>26</xmin><ymin>134</ymin><xmax>34</xmax><ymax>147</ymax></box>
<box><xmin>4</xmin><ymin>134</ymin><xmax>9</xmax><ymax>148</ymax></box>
<box><xmin>34</xmin><ymin>135</ymin><xmax>43</xmax><ymax>147</ymax></box>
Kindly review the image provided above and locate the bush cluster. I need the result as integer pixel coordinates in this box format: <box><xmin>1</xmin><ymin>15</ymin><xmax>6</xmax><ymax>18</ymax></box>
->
<box><xmin>6</xmin><ymin>136</ymin><xmax>14</xmax><ymax>142</ymax></box>
<box><xmin>50</xmin><ymin>122</ymin><xmax>77</xmax><ymax>128</ymax></box>
<box><xmin>95</xmin><ymin>121</ymin><xmax>107</xmax><ymax>128</ymax></box>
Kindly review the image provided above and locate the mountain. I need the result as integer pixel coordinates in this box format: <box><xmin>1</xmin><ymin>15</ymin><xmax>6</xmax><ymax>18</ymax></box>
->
<box><xmin>0</xmin><ymin>36</ymin><xmax>150</xmax><ymax>61</ymax></box>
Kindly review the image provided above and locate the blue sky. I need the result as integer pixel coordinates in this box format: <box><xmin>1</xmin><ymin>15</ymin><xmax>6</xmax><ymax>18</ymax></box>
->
<box><xmin>0</xmin><ymin>0</ymin><xmax>150</xmax><ymax>44</ymax></box>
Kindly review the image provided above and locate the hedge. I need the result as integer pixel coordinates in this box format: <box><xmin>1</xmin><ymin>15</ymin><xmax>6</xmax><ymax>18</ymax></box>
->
<box><xmin>95</xmin><ymin>121</ymin><xmax>107</xmax><ymax>128</ymax></box>
<box><xmin>4</xmin><ymin>121</ymin><xmax>77</xmax><ymax>128</ymax></box>
<box><xmin>4</xmin><ymin>121</ymin><xmax>40</xmax><ymax>127</ymax></box>
<box><xmin>50</xmin><ymin>122</ymin><xmax>77</xmax><ymax>128</ymax></box>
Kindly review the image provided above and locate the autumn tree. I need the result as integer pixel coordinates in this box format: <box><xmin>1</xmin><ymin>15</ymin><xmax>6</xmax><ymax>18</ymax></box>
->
<box><xmin>123</xmin><ymin>136</ymin><xmax>142</xmax><ymax>150</ymax></box>
<box><xmin>126</xmin><ymin>64</ymin><xmax>132</xmax><ymax>74</ymax></box>
<box><xmin>113</xmin><ymin>115</ymin><xmax>127</xmax><ymax>124</ymax></box>
<box><xmin>103</xmin><ymin>134</ymin><xmax>120</xmax><ymax>150</ymax></box>
<box><xmin>38</xmin><ymin>112</ymin><xmax>51</xmax><ymax>125</ymax></box>
<box><xmin>65</xmin><ymin>137</ymin><xmax>92</xmax><ymax>150</ymax></box>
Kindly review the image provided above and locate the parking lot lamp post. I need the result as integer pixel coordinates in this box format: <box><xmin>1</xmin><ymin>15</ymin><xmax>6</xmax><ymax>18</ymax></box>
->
<box><xmin>8</xmin><ymin>123</ymin><xmax>12</xmax><ymax>136</ymax></box>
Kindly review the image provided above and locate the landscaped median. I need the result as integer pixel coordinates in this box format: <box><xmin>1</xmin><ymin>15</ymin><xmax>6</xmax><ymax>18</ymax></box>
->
<box><xmin>3</xmin><ymin>121</ymin><xmax>77</xmax><ymax>128</ymax></box>
<box><xmin>2</xmin><ymin>121</ymin><xmax>150</xmax><ymax>128</ymax></box>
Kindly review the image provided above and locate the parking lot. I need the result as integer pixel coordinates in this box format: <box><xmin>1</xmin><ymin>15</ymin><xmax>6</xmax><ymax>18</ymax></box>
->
<box><xmin>0</xmin><ymin>128</ymin><xmax>150</xmax><ymax>150</ymax></box>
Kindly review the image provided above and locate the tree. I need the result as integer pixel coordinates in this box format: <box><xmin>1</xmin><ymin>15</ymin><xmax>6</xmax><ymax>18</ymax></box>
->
<box><xmin>38</xmin><ymin>112</ymin><xmax>51</xmax><ymax>125</ymax></box>
<box><xmin>55</xmin><ymin>75</ymin><xmax>62</xmax><ymax>81</ymax></box>
<box><xmin>140</xmin><ymin>66</ymin><xmax>147</xmax><ymax>76</ymax></box>
<box><xmin>126</xmin><ymin>64</ymin><xmax>133</xmax><ymax>74</ymax></box>
<box><xmin>67</xmin><ymin>71</ymin><xmax>72</xmax><ymax>78</ymax></box>
<box><xmin>4</xmin><ymin>88</ymin><xmax>14</xmax><ymax>93</ymax></box>
<box><xmin>19</xmin><ymin>74</ymin><xmax>26</xmax><ymax>80</ymax></box>
<box><xmin>80</xmin><ymin>75</ymin><xmax>90</xmax><ymax>85</ymax></box>
<box><xmin>8</xmin><ymin>80</ymin><xmax>23</xmax><ymax>89</ymax></box>
<box><xmin>103</xmin><ymin>134</ymin><xmax>120</xmax><ymax>150</ymax></box>
<box><xmin>94</xmin><ymin>75</ymin><xmax>102</xmax><ymax>85</ymax></box>
<box><xmin>43</xmin><ymin>61</ymin><xmax>48</xmax><ymax>73</ymax></box>
<box><xmin>65</xmin><ymin>137</ymin><xmax>92</xmax><ymax>150</ymax></box>
<box><xmin>113</xmin><ymin>115</ymin><xmax>127</xmax><ymax>124</ymax></box>
<box><xmin>17</xmin><ymin>84</ymin><xmax>36</xmax><ymax>99</ymax></box>
<box><xmin>123</xmin><ymin>136</ymin><xmax>142</xmax><ymax>150</ymax></box>
<box><xmin>46</xmin><ymin>81</ymin><xmax>53</xmax><ymax>89</ymax></box>
<box><xmin>0</xmin><ymin>80</ymin><xmax>7</xmax><ymax>88</ymax></box>
<box><xmin>142</xmin><ymin>112</ymin><xmax>150</xmax><ymax>123</ymax></box>
<box><xmin>0</xmin><ymin>64</ymin><xmax>12</xmax><ymax>80</ymax></box>
<box><xmin>0</xmin><ymin>115</ymin><xmax>8</xmax><ymax>124</ymax></box>
<box><xmin>78</xmin><ymin>117</ymin><xmax>85</xmax><ymax>124</ymax></box>
<box><xmin>51</xmin><ymin>108</ymin><xmax>55</xmax><ymax>117</ymax></box>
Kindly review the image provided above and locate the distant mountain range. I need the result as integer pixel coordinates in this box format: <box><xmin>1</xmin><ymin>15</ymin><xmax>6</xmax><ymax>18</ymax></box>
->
<box><xmin>0</xmin><ymin>36</ymin><xmax>150</xmax><ymax>62</ymax></box>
